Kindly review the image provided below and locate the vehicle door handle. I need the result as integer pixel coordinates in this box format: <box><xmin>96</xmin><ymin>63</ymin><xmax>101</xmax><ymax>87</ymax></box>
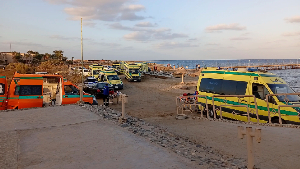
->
<box><xmin>37</xmin><ymin>96</ymin><xmax>41</xmax><ymax>98</ymax></box>
<box><xmin>65</xmin><ymin>95</ymin><xmax>68</xmax><ymax>98</ymax></box>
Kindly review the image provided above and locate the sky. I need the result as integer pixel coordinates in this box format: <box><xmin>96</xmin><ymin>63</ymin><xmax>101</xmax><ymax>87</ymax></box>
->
<box><xmin>0</xmin><ymin>0</ymin><xmax>299</xmax><ymax>60</ymax></box>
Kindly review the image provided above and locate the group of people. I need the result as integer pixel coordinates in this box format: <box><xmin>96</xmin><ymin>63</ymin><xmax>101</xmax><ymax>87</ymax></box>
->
<box><xmin>102</xmin><ymin>84</ymin><xmax>117</xmax><ymax>106</ymax></box>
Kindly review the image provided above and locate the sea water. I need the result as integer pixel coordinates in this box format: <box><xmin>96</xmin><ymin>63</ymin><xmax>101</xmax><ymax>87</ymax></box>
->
<box><xmin>150</xmin><ymin>59</ymin><xmax>299</xmax><ymax>69</ymax></box>
<box><xmin>149</xmin><ymin>59</ymin><xmax>300</xmax><ymax>92</ymax></box>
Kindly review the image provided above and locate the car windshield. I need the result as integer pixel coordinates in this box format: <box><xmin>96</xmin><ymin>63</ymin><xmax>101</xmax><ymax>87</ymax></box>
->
<box><xmin>107</xmin><ymin>75</ymin><xmax>119</xmax><ymax>80</ymax></box>
<box><xmin>129</xmin><ymin>69</ymin><xmax>139</xmax><ymax>74</ymax></box>
<box><xmin>87</xmin><ymin>79</ymin><xmax>97</xmax><ymax>82</ymax></box>
<box><xmin>96</xmin><ymin>83</ymin><xmax>106</xmax><ymax>88</ymax></box>
<box><xmin>268</xmin><ymin>84</ymin><xmax>300</xmax><ymax>102</ymax></box>
<box><xmin>93</xmin><ymin>70</ymin><xmax>101</xmax><ymax>74</ymax></box>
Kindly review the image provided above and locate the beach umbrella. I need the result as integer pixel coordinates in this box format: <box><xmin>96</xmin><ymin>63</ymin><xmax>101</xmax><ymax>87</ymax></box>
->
<box><xmin>175</xmin><ymin>67</ymin><xmax>187</xmax><ymax>84</ymax></box>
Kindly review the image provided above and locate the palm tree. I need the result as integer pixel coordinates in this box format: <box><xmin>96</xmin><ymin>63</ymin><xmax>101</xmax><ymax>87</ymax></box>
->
<box><xmin>24</xmin><ymin>53</ymin><xmax>30</xmax><ymax>64</ymax></box>
<box><xmin>44</xmin><ymin>53</ymin><xmax>51</xmax><ymax>61</ymax></box>
<box><xmin>12</xmin><ymin>51</ymin><xmax>22</xmax><ymax>62</ymax></box>
<box><xmin>53</xmin><ymin>50</ymin><xmax>64</xmax><ymax>60</ymax></box>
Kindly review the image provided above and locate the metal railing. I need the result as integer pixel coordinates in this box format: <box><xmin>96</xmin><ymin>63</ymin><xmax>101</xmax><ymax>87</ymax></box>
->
<box><xmin>266</xmin><ymin>93</ymin><xmax>300</xmax><ymax>124</ymax></box>
<box><xmin>176</xmin><ymin>95</ymin><xmax>208</xmax><ymax>118</ymax></box>
<box><xmin>212</xmin><ymin>95</ymin><xmax>259</xmax><ymax>123</ymax></box>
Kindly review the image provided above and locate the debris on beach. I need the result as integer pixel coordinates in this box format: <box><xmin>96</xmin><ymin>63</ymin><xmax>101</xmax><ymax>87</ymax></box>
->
<box><xmin>175</xmin><ymin>114</ymin><xmax>188</xmax><ymax>120</ymax></box>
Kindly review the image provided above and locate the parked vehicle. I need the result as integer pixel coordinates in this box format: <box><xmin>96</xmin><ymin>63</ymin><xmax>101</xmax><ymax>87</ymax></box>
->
<box><xmin>99</xmin><ymin>70</ymin><xmax>123</xmax><ymax>89</ymax></box>
<box><xmin>112</xmin><ymin>62</ymin><xmax>121</xmax><ymax>74</ymax></box>
<box><xmin>71</xmin><ymin>67</ymin><xmax>89</xmax><ymax>76</ymax></box>
<box><xmin>89</xmin><ymin>64</ymin><xmax>104</xmax><ymax>79</ymax></box>
<box><xmin>84</xmin><ymin>77</ymin><xmax>98</xmax><ymax>88</ymax></box>
<box><xmin>124</xmin><ymin>63</ymin><xmax>141</xmax><ymax>82</ymax></box>
<box><xmin>197</xmin><ymin>67</ymin><xmax>300</xmax><ymax>124</ymax></box>
<box><xmin>6</xmin><ymin>72</ymin><xmax>97</xmax><ymax>110</ymax></box>
<box><xmin>136</xmin><ymin>62</ymin><xmax>149</xmax><ymax>73</ymax></box>
<box><xmin>0</xmin><ymin>74</ymin><xmax>7</xmax><ymax>110</ymax></box>
<box><xmin>85</xmin><ymin>82</ymin><xmax>114</xmax><ymax>99</ymax></box>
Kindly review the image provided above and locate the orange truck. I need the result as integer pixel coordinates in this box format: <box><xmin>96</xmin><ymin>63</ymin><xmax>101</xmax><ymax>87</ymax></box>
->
<box><xmin>0</xmin><ymin>74</ymin><xmax>8</xmax><ymax>110</ymax></box>
<box><xmin>6</xmin><ymin>72</ymin><xmax>97</xmax><ymax>110</ymax></box>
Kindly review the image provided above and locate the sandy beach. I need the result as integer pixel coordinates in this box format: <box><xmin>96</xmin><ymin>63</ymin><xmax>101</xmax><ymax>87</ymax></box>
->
<box><xmin>1</xmin><ymin>70</ymin><xmax>300</xmax><ymax>169</ymax></box>
<box><xmin>109</xmin><ymin>73</ymin><xmax>300</xmax><ymax>169</ymax></box>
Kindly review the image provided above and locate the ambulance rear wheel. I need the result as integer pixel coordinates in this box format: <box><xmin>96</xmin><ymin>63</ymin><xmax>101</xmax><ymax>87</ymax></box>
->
<box><xmin>271</xmin><ymin>117</ymin><xmax>287</xmax><ymax>124</ymax></box>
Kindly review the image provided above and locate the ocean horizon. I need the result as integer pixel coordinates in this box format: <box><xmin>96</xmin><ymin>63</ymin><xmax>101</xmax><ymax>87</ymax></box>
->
<box><xmin>148</xmin><ymin>59</ymin><xmax>299</xmax><ymax>69</ymax></box>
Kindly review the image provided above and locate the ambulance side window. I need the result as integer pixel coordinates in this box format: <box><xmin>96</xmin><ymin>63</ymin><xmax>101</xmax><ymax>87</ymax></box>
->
<box><xmin>199</xmin><ymin>78</ymin><xmax>223</xmax><ymax>93</ymax></box>
<box><xmin>64</xmin><ymin>85</ymin><xmax>79</xmax><ymax>95</ymax></box>
<box><xmin>222</xmin><ymin>81</ymin><xmax>237</xmax><ymax>95</ymax></box>
<box><xmin>14</xmin><ymin>86</ymin><xmax>20</xmax><ymax>95</ymax></box>
<box><xmin>19</xmin><ymin>85</ymin><xmax>42</xmax><ymax>96</ymax></box>
<box><xmin>252</xmin><ymin>83</ymin><xmax>269</xmax><ymax>100</ymax></box>
<box><xmin>0</xmin><ymin>83</ymin><xmax>5</xmax><ymax>95</ymax></box>
<box><xmin>236</xmin><ymin>82</ymin><xmax>247</xmax><ymax>95</ymax></box>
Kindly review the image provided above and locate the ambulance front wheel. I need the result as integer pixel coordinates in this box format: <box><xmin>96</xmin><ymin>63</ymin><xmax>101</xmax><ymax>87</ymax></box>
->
<box><xmin>208</xmin><ymin>109</ymin><xmax>214</xmax><ymax>118</ymax></box>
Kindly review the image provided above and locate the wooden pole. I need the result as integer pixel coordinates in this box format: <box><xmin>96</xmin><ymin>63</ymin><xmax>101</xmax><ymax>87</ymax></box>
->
<box><xmin>122</xmin><ymin>95</ymin><xmax>125</xmax><ymax>119</ymax></box>
<box><xmin>181</xmin><ymin>74</ymin><xmax>183</xmax><ymax>83</ymax></box>
<box><xmin>80</xmin><ymin>17</ymin><xmax>83</xmax><ymax>103</ymax></box>
<box><xmin>238</xmin><ymin>126</ymin><xmax>261</xmax><ymax>169</ymax></box>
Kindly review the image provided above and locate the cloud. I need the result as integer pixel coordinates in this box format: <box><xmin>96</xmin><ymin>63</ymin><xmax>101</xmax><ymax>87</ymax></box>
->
<box><xmin>282</xmin><ymin>31</ymin><xmax>300</xmax><ymax>36</ymax></box>
<box><xmin>120</xmin><ymin>46</ymin><xmax>134</xmax><ymax>50</ymax></box>
<box><xmin>240</xmin><ymin>32</ymin><xmax>251</xmax><ymax>36</ymax></box>
<box><xmin>122</xmin><ymin>5</ymin><xmax>145</xmax><ymax>11</ymax></box>
<box><xmin>155</xmin><ymin>42</ymin><xmax>198</xmax><ymax>49</ymax></box>
<box><xmin>86</xmin><ymin>39</ymin><xmax>121</xmax><ymax>47</ymax></box>
<box><xmin>83</xmin><ymin>21</ymin><xmax>97</xmax><ymax>27</ymax></box>
<box><xmin>205</xmin><ymin>43</ymin><xmax>220</xmax><ymax>46</ymax></box>
<box><xmin>188</xmin><ymin>38</ymin><xmax>197</xmax><ymax>41</ymax></box>
<box><xmin>123</xmin><ymin>30</ymin><xmax>188</xmax><ymax>41</ymax></box>
<box><xmin>109</xmin><ymin>23</ymin><xmax>133</xmax><ymax>31</ymax></box>
<box><xmin>50</xmin><ymin>35</ymin><xmax>120</xmax><ymax>48</ymax></box>
<box><xmin>118</xmin><ymin>12</ymin><xmax>145</xmax><ymax>21</ymax></box>
<box><xmin>285</xmin><ymin>16</ymin><xmax>300</xmax><ymax>23</ymax></box>
<box><xmin>230</xmin><ymin>37</ymin><xmax>251</xmax><ymax>40</ymax></box>
<box><xmin>50</xmin><ymin>35</ymin><xmax>80</xmax><ymax>41</ymax></box>
<box><xmin>123</xmin><ymin>32</ymin><xmax>151</xmax><ymax>41</ymax></box>
<box><xmin>110</xmin><ymin>23</ymin><xmax>188</xmax><ymax>41</ymax></box>
<box><xmin>2</xmin><ymin>41</ymin><xmax>49</xmax><ymax>48</ymax></box>
<box><xmin>47</xmin><ymin>0</ymin><xmax>147</xmax><ymax>21</ymax></box>
<box><xmin>153</xmin><ymin>33</ymin><xmax>188</xmax><ymax>39</ymax></box>
<box><xmin>135</xmin><ymin>22</ymin><xmax>157</xmax><ymax>27</ymax></box>
<box><xmin>109</xmin><ymin>23</ymin><xmax>165</xmax><ymax>32</ymax></box>
<box><xmin>205</xmin><ymin>23</ymin><xmax>246</xmax><ymax>32</ymax></box>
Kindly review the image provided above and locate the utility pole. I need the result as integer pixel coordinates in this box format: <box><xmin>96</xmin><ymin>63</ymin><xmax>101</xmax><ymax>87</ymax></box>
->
<box><xmin>80</xmin><ymin>18</ymin><xmax>83</xmax><ymax>103</ymax></box>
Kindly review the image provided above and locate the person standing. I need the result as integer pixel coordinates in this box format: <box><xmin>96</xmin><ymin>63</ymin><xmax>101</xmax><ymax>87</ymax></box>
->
<box><xmin>103</xmin><ymin>83</ymin><xmax>109</xmax><ymax>106</ymax></box>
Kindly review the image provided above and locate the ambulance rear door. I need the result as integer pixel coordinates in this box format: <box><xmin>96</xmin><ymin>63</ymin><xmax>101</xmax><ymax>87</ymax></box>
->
<box><xmin>18</xmin><ymin>77</ymin><xmax>44</xmax><ymax>109</ymax></box>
